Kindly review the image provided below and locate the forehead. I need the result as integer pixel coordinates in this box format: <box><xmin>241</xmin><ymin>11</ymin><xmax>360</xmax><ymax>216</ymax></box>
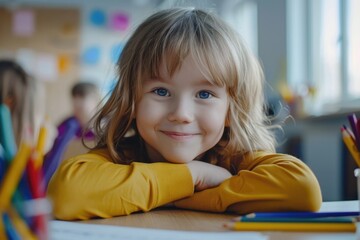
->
<box><xmin>153</xmin><ymin>56</ymin><xmax>217</xmax><ymax>87</ymax></box>
<box><xmin>149</xmin><ymin>54</ymin><xmax>224</xmax><ymax>87</ymax></box>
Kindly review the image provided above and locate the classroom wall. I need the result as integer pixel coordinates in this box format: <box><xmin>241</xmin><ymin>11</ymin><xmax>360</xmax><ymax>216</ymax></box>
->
<box><xmin>0</xmin><ymin>0</ymin><xmax>158</xmax><ymax>125</ymax></box>
<box><xmin>78</xmin><ymin>1</ymin><xmax>158</xmax><ymax>97</ymax></box>
<box><xmin>0</xmin><ymin>6</ymin><xmax>81</xmax><ymax>125</ymax></box>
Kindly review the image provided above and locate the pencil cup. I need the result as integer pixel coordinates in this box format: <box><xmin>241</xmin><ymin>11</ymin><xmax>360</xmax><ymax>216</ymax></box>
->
<box><xmin>23</xmin><ymin>197</ymin><xmax>52</xmax><ymax>240</ymax></box>
<box><xmin>354</xmin><ymin>168</ymin><xmax>360</xmax><ymax>212</ymax></box>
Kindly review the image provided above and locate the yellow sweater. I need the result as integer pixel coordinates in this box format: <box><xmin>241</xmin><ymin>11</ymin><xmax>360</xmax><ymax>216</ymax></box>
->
<box><xmin>47</xmin><ymin>149</ymin><xmax>322</xmax><ymax>220</ymax></box>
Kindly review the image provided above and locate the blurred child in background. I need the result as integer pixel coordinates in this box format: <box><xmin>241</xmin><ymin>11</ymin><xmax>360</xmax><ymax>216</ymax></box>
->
<box><xmin>0</xmin><ymin>59</ymin><xmax>53</xmax><ymax>148</ymax></box>
<box><xmin>43</xmin><ymin>82</ymin><xmax>101</xmax><ymax>186</ymax></box>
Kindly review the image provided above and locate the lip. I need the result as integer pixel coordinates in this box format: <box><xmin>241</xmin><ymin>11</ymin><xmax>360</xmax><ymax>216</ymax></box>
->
<box><xmin>160</xmin><ymin>131</ymin><xmax>199</xmax><ymax>141</ymax></box>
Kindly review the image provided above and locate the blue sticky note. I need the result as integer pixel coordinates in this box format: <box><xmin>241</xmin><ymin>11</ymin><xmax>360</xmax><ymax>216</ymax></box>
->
<box><xmin>89</xmin><ymin>9</ymin><xmax>106</xmax><ymax>27</ymax></box>
<box><xmin>82</xmin><ymin>46</ymin><xmax>101</xmax><ymax>65</ymax></box>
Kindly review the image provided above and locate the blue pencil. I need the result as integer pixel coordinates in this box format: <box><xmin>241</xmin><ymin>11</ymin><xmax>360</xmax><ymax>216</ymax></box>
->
<box><xmin>234</xmin><ymin>216</ymin><xmax>356</xmax><ymax>223</ymax></box>
<box><xmin>2</xmin><ymin>212</ymin><xmax>21</xmax><ymax>239</ymax></box>
<box><xmin>242</xmin><ymin>211</ymin><xmax>360</xmax><ymax>219</ymax></box>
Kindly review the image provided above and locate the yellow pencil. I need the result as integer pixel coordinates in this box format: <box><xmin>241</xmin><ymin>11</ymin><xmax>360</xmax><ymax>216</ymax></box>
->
<box><xmin>0</xmin><ymin>142</ymin><xmax>32</xmax><ymax>210</ymax></box>
<box><xmin>224</xmin><ymin>222</ymin><xmax>356</xmax><ymax>232</ymax></box>
<box><xmin>0</xmin><ymin>212</ymin><xmax>7</xmax><ymax>240</ymax></box>
<box><xmin>342</xmin><ymin>128</ymin><xmax>360</xmax><ymax>167</ymax></box>
<box><xmin>8</xmin><ymin>207</ymin><xmax>37</xmax><ymax>240</ymax></box>
<box><xmin>34</xmin><ymin>124</ymin><xmax>47</xmax><ymax>169</ymax></box>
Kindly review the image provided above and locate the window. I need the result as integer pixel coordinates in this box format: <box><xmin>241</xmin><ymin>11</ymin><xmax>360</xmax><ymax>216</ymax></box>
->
<box><xmin>220</xmin><ymin>0</ymin><xmax>258</xmax><ymax>55</ymax></box>
<box><xmin>287</xmin><ymin>0</ymin><xmax>360</xmax><ymax>116</ymax></box>
<box><xmin>348</xmin><ymin>0</ymin><xmax>360</xmax><ymax>97</ymax></box>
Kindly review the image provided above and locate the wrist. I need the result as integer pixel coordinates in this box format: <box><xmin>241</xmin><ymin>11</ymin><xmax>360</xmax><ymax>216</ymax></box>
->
<box><xmin>186</xmin><ymin>162</ymin><xmax>199</xmax><ymax>187</ymax></box>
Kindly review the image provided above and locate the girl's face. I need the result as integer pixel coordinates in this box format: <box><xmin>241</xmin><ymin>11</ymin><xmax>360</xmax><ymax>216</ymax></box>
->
<box><xmin>73</xmin><ymin>94</ymin><xmax>99</xmax><ymax>127</ymax></box>
<box><xmin>135</xmin><ymin>55</ymin><xmax>229</xmax><ymax>163</ymax></box>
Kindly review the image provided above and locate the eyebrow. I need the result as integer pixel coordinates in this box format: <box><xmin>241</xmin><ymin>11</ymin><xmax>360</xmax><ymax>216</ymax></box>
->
<box><xmin>197</xmin><ymin>78</ymin><xmax>213</xmax><ymax>85</ymax></box>
<box><xmin>195</xmin><ymin>78</ymin><xmax>221</xmax><ymax>87</ymax></box>
<box><xmin>148</xmin><ymin>76</ymin><xmax>166</xmax><ymax>82</ymax></box>
<box><xmin>147</xmin><ymin>76</ymin><xmax>220</xmax><ymax>87</ymax></box>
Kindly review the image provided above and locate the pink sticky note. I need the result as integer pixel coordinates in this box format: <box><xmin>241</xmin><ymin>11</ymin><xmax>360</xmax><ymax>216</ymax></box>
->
<box><xmin>110</xmin><ymin>12</ymin><xmax>129</xmax><ymax>31</ymax></box>
<box><xmin>12</xmin><ymin>10</ymin><xmax>35</xmax><ymax>36</ymax></box>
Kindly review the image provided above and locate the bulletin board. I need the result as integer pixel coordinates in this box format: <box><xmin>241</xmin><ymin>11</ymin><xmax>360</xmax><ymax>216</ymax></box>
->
<box><xmin>0</xmin><ymin>6</ymin><xmax>80</xmax><ymax>124</ymax></box>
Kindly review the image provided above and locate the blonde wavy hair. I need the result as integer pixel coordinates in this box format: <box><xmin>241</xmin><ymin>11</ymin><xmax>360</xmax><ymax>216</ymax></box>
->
<box><xmin>93</xmin><ymin>8</ymin><xmax>276</xmax><ymax>171</ymax></box>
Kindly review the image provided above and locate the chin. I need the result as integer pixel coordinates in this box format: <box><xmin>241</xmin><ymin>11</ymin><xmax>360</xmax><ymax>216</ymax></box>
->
<box><xmin>165</xmin><ymin>156</ymin><xmax>194</xmax><ymax>164</ymax></box>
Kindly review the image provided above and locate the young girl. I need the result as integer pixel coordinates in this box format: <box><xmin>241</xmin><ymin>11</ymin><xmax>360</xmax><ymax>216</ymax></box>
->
<box><xmin>48</xmin><ymin>8</ymin><xmax>322</xmax><ymax>220</ymax></box>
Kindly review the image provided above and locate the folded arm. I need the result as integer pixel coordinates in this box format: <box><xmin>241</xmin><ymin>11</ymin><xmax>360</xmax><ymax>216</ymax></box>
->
<box><xmin>174</xmin><ymin>152</ymin><xmax>322</xmax><ymax>214</ymax></box>
<box><xmin>47</xmin><ymin>151</ymin><xmax>194</xmax><ymax>220</ymax></box>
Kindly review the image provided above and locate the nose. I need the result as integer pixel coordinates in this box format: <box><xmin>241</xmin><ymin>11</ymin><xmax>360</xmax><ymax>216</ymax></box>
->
<box><xmin>167</xmin><ymin>97</ymin><xmax>194</xmax><ymax>123</ymax></box>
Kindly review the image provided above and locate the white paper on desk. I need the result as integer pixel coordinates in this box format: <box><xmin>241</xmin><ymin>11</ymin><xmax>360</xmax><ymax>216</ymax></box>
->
<box><xmin>50</xmin><ymin>221</ymin><xmax>268</xmax><ymax>240</ymax></box>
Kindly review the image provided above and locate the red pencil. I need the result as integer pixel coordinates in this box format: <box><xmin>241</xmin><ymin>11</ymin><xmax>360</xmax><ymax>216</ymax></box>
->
<box><xmin>26</xmin><ymin>151</ymin><xmax>47</xmax><ymax>239</ymax></box>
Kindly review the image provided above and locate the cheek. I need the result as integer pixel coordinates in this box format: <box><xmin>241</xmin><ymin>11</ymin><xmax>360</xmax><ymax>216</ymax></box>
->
<box><xmin>198</xmin><ymin>108</ymin><xmax>227</xmax><ymax>136</ymax></box>
<box><xmin>135</xmin><ymin>99</ymin><xmax>164</xmax><ymax>129</ymax></box>
<box><xmin>205</xmin><ymin>103</ymin><xmax>228</xmax><ymax>126</ymax></box>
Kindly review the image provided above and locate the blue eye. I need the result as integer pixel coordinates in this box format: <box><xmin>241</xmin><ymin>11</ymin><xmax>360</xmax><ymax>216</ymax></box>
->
<box><xmin>197</xmin><ymin>91</ymin><xmax>213</xmax><ymax>99</ymax></box>
<box><xmin>153</xmin><ymin>88</ymin><xmax>170</xmax><ymax>97</ymax></box>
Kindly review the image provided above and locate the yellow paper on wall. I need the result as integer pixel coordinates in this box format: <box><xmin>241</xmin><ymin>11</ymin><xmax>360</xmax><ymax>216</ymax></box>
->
<box><xmin>58</xmin><ymin>54</ymin><xmax>70</xmax><ymax>74</ymax></box>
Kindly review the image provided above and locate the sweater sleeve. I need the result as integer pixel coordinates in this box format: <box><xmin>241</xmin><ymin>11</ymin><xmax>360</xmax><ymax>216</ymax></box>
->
<box><xmin>47</xmin><ymin>150</ymin><xmax>194</xmax><ymax>220</ymax></box>
<box><xmin>174</xmin><ymin>152</ymin><xmax>322</xmax><ymax>214</ymax></box>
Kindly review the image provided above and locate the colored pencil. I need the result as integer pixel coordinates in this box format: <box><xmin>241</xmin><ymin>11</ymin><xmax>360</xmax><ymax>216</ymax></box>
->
<box><xmin>348</xmin><ymin>114</ymin><xmax>360</xmax><ymax>149</ymax></box>
<box><xmin>2</xmin><ymin>212</ymin><xmax>21</xmax><ymax>239</ymax></box>
<box><xmin>240</xmin><ymin>211</ymin><xmax>360</xmax><ymax>219</ymax></box>
<box><xmin>0</xmin><ymin>145</ymin><xmax>5</xmax><ymax>182</ymax></box>
<box><xmin>0</xmin><ymin>212</ymin><xmax>7</xmax><ymax>240</ymax></box>
<box><xmin>343</xmin><ymin>125</ymin><xmax>355</xmax><ymax>141</ymax></box>
<box><xmin>8</xmin><ymin>207</ymin><xmax>37</xmax><ymax>240</ymax></box>
<box><xmin>234</xmin><ymin>216</ymin><xmax>355</xmax><ymax>223</ymax></box>
<box><xmin>27</xmin><ymin>153</ymin><xmax>47</xmax><ymax>239</ymax></box>
<box><xmin>224</xmin><ymin>221</ymin><xmax>356</xmax><ymax>232</ymax></box>
<box><xmin>0</xmin><ymin>105</ymin><xmax>17</xmax><ymax>162</ymax></box>
<box><xmin>0</xmin><ymin>142</ymin><xmax>31</xmax><ymax>210</ymax></box>
<box><xmin>341</xmin><ymin>128</ymin><xmax>360</xmax><ymax>167</ymax></box>
<box><xmin>34</xmin><ymin>124</ymin><xmax>47</xmax><ymax>169</ymax></box>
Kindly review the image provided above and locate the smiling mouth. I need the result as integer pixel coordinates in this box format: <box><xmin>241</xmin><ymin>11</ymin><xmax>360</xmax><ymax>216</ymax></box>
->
<box><xmin>160</xmin><ymin>131</ymin><xmax>199</xmax><ymax>140</ymax></box>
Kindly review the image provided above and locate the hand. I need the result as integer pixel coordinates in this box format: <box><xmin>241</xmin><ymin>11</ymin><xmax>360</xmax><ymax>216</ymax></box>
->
<box><xmin>186</xmin><ymin>161</ymin><xmax>232</xmax><ymax>191</ymax></box>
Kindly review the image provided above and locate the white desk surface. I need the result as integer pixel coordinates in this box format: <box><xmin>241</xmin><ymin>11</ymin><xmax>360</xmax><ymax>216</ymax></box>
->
<box><xmin>320</xmin><ymin>200</ymin><xmax>359</xmax><ymax>212</ymax></box>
